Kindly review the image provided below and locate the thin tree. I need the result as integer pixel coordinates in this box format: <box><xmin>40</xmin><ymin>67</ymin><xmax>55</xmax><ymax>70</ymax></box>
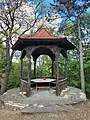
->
<box><xmin>51</xmin><ymin>0</ymin><xmax>90</xmax><ymax>92</ymax></box>
<box><xmin>0</xmin><ymin>0</ymin><xmax>42</xmax><ymax>94</ymax></box>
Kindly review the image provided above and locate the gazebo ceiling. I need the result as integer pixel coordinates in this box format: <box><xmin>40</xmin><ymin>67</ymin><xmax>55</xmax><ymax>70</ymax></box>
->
<box><xmin>21</xmin><ymin>46</ymin><xmax>67</xmax><ymax>60</ymax></box>
<box><xmin>32</xmin><ymin>47</ymin><xmax>55</xmax><ymax>61</ymax></box>
<box><xmin>20</xmin><ymin>47</ymin><xmax>55</xmax><ymax>60</ymax></box>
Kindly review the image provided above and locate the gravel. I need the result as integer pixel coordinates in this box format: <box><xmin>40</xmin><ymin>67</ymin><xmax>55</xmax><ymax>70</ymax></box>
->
<box><xmin>0</xmin><ymin>101</ymin><xmax>90</xmax><ymax>120</ymax></box>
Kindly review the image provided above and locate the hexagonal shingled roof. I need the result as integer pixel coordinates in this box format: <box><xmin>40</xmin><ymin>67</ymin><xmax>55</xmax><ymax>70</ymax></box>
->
<box><xmin>12</xmin><ymin>26</ymin><xmax>75</xmax><ymax>51</ymax></box>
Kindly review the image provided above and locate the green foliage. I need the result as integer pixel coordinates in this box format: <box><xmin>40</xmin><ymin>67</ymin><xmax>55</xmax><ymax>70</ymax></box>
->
<box><xmin>84</xmin><ymin>50</ymin><xmax>90</xmax><ymax>68</ymax></box>
<box><xmin>36</xmin><ymin>55</ymin><xmax>52</xmax><ymax>77</ymax></box>
<box><xmin>0</xmin><ymin>41</ymin><xmax>6</xmax><ymax>89</ymax></box>
<box><xmin>67</xmin><ymin>54</ymin><xmax>81</xmax><ymax>88</ymax></box>
<box><xmin>0</xmin><ymin>59</ymin><xmax>6</xmax><ymax>88</ymax></box>
<box><xmin>86</xmin><ymin>83</ymin><xmax>90</xmax><ymax>98</ymax></box>
<box><xmin>63</xmin><ymin>23</ymin><xmax>77</xmax><ymax>36</ymax></box>
<box><xmin>7</xmin><ymin>62</ymin><xmax>20</xmax><ymax>89</ymax></box>
<box><xmin>84</xmin><ymin>49</ymin><xmax>90</xmax><ymax>97</ymax></box>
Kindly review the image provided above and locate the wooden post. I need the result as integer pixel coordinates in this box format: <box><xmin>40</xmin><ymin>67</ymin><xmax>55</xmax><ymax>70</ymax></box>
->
<box><xmin>27</xmin><ymin>56</ymin><xmax>31</xmax><ymax>97</ymax></box>
<box><xmin>34</xmin><ymin>60</ymin><xmax>36</xmax><ymax>78</ymax></box>
<box><xmin>55</xmin><ymin>53</ymin><xmax>59</xmax><ymax>96</ymax></box>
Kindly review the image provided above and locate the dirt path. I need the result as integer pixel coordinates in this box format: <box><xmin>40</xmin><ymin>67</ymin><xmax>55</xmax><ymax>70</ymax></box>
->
<box><xmin>0</xmin><ymin>101</ymin><xmax>90</xmax><ymax>120</ymax></box>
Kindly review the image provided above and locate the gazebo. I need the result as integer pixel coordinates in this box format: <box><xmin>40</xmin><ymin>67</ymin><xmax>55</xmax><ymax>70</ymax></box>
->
<box><xmin>12</xmin><ymin>26</ymin><xmax>75</xmax><ymax>96</ymax></box>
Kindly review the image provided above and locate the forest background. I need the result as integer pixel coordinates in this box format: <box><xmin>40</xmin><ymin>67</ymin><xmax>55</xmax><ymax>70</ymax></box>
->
<box><xmin>0</xmin><ymin>0</ymin><xmax>90</xmax><ymax>97</ymax></box>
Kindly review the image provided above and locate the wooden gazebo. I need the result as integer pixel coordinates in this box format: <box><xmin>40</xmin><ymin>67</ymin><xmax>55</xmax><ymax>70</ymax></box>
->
<box><xmin>12</xmin><ymin>26</ymin><xmax>75</xmax><ymax>96</ymax></box>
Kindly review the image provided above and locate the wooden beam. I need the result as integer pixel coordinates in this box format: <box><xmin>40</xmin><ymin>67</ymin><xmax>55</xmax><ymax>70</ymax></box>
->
<box><xmin>34</xmin><ymin>60</ymin><xmax>36</xmax><ymax>78</ymax></box>
<box><xmin>55</xmin><ymin>53</ymin><xmax>60</xmax><ymax>96</ymax></box>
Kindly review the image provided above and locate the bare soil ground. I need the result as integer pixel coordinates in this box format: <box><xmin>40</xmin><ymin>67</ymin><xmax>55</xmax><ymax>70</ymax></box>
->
<box><xmin>0</xmin><ymin>101</ymin><xmax>90</xmax><ymax>120</ymax></box>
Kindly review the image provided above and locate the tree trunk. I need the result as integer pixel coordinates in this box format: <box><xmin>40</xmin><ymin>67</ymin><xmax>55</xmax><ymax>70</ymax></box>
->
<box><xmin>0</xmin><ymin>38</ymin><xmax>13</xmax><ymax>94</ymax></box>
<box><xmin>78</xmin><ymin>18</ymin><xmax>85</xmax><ymax>92</ymax></box>
<box><xmin>27</xmin><ymin>56</ymin><xmax>31</xmax><ymax>97</ymax></box>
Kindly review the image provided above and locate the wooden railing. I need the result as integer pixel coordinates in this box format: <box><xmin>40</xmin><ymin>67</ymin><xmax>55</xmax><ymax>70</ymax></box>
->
<box><xmin>58</xmin><ymin>78</ymin><xmax>67</xmax><ymax>94</ymax></box>
<box><xmin>20</xmin><ymin>79</ymin><xmax>36</xmax><ymax>93</ymax></box>
<box><xmin>50</xmin><ymin>78</ymin><xmax>67</xmax><ymax>95</ymax></box>
<box><xmin>20</xmin><ymin>79</ymin><xmax>29</xmax><ymax>93</ymax></box>
<box><xmin>20</xmin><ymin>78</ymin><xmax>67</xmax><ymax>96</ymax></box>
